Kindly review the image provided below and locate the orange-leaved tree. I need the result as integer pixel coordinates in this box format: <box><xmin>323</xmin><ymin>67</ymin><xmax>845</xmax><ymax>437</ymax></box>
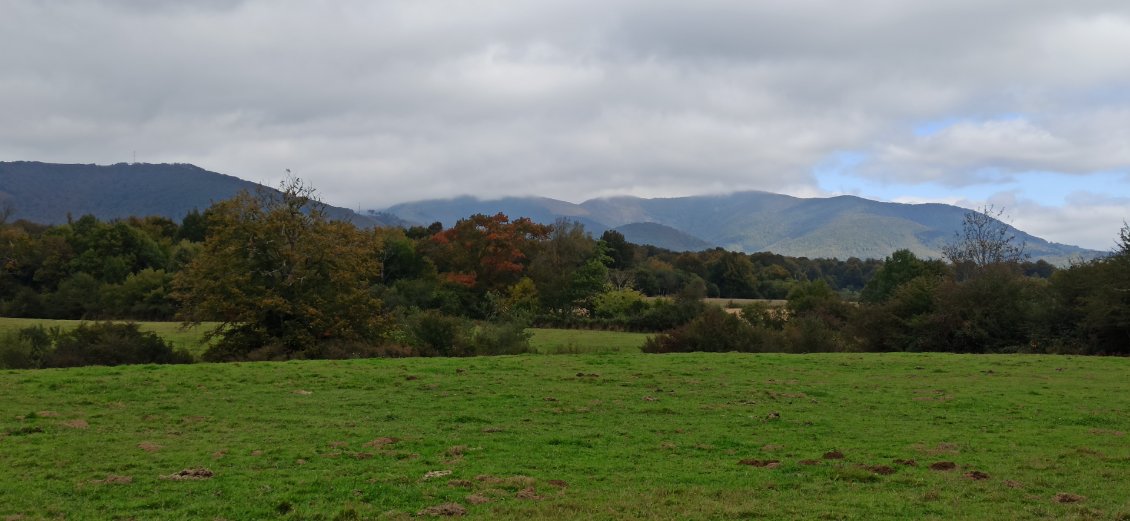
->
<box><xmin>426</xmin><ymin>213</ymin><xmax>550</xmax><ymax>294</ymax></box>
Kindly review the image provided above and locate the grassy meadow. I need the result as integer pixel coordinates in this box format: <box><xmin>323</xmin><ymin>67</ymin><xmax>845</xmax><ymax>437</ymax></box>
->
<box><xmin>2</xmin><ymin>351</ymin><xmax>1128</xmax><ymax>520</ymax></box>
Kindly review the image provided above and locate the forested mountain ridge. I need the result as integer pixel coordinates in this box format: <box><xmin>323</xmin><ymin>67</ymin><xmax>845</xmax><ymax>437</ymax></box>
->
<box><xmin>0</xmin><ymin>161</ymin><xmax>391</xmax><ymax>228</ymax></box>
<box><xmin>386</xmin><ymin>192</ymin><xmax>1100</xmax><ymax>262</ymax></box>
<box><xmin>0</xmin><ymin>161</ymin><xmax>1099</xmax><ymax>262</ymax></box>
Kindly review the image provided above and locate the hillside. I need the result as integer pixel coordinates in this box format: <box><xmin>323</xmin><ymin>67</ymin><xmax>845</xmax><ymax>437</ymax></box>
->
<box><xmin>614</xmin><ymin>222</ymin><xmax>713</xmax><ymax>252</ymax></box>
<box><xmin>0</xmin><ymin>161</ymin><xmax>389</xmax><ymax>228</ymax></box>
<box><xmin>383</xmin><ymin>196</ymin><xmax>609</xmax><ymax>234</ymax></box>
<box><xmin>385</xmin><ymin>192</ymin><xmax>1100</xmax><ymax>262</ymax></box>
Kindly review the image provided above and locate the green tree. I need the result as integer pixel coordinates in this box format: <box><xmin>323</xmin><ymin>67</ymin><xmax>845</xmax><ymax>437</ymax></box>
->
<box><xmin>861</xmin><ymin>249</ymin><xmax>947</xmax><ymax>304</ymax></box>
<box><xmin>173</xmin><ymin>180</ymin><xmax>386</xmax><ymax>360</ymax></box>
<box><xmin>708</xmin><ymin>251</ymin><xmax>757</xmax><ymax>298</ymax></box>
<box><xmin>599</xmin><ymin>229</ymin><xmax>635</xmax><ymax>270</ymax></box>
<box><xmin>529</xmin><ymin>220</ymin><xmax>609</xmax><ymax>315</ymax></box>
<box><xmin>1049</xmin><ymin>223</ymin><xmax>1130</xmax><ymax>354</ymax></box>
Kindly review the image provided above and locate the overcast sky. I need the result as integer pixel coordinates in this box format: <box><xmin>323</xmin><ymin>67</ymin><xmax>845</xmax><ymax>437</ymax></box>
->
<box><xmin>2</xmin><ymin>0</ymin><xmax>1128</xmax><ymax>249</ymax></box>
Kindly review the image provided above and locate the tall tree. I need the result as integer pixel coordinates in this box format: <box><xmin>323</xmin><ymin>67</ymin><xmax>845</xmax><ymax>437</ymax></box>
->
<box><xmin>529</xmin><ymin>220</ymin><xmax>609</xmax><ymax>315</ymax></box>
<box><xmin>173</xmin><ymin>180</ymin><xmax>386</xmax><ymax>360</ymax></box>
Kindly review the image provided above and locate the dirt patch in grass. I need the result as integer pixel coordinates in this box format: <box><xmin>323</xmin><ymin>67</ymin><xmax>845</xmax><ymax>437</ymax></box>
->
<box><xmin>329</xmin><ymin>440</ymin><xmax>349</xmax><ymax>448</ymax></box>
<box><xmin>516</xmin><ymin>487</ymin><xmax>542</xmax><ymax>500</ymax></box>
<box><xmin>466</xmin><ymin>494</ymin><xmax>491</xmax><ymax>505</ymax></box>
<box><xmin>364</xmin><ymin>437</ymin><xmax>399</xmax><ymax>448</ymax></box>
<box><xmin>1088</xmin><ymin>429</ymin><xmax>1125</xmax><ymax>437</ymax></box>
<box><xmin>1004</xmin><ymin>480</ymin><xmax>1023</xmax><ymax>489</ymax></box>
<box><xmin>92</xmin><ymin>475</ymin><xmax>133</xmax><ymax>485</ymax></box>
<box><xmin>419</xmin><ymin>503</ymin><xmax>466</xmax><ymax>516</ymax></box>
<box><xmin>138</xmin><ymin>442</ymin><xmax>161</xmax><ymax>453</ymax></box>
<box><xmin>738</xmin><ymin>459</ymin><xmax>780</xmax><ymax>468</ymax></box>
<box><xmin>894</xmin><ymin>459</ymin><xmax>918</xmax><ymax>466</ymax></box>
<box><xmin>475</xmin><ymin>475</ymin><xmax>535</xmax><ymax>489</ymax></box>
<box><xmin>445</xmin><ymin>445</ymin><xmax>469</xmax><ymax>463</ymax></box>
<box><xmin>797</xmin><ymin>459</ymin><xmax>820</xmax><ymax>466</ymax></box>
<box><xmin>36</xmin><ymin>411</ymin><xmax>59</xmax><ymax>417</ymax></box>
<box><xmin>161</xmin><ymin>468</ymin><xmax>214</xmax><ymax>481</ymax></box>
<box><xmin>929</xmin><ymin>461</ymin><xmax>957</xmax><ymax>471</ymax></box>
<box><xmin>61</xmin><ymin>419</ymin><xmax>88</xmax><ymax>429</ymax></box>
<box><xmin>964</xmin><ymin>470</ymin><xmax>990</xmax><ymax>480</ymax></box>
<box><xmin>822</xmin><ymin>450</ymin><xmax>844</xmax><ymax>460</ymax></box>
<box><xmin>292</xmin><ymin>390</ymin><xmax>312</xmax><ymax>395</ymax></box>
<box><xmin>864</xmin><ymin>465</ymin><xmax>896</xmax><ymax>475</ymax></box>
<box><xmin>916</xmin><ymin>442</ymin><xmax>960</xmax><ymax>455</ymax></box>
<box><xmin>1054</xmin><ymin>493</ymin><xmax>1085</xmax><ymax>503</ymax></box>
<box><xmin>448</xmin><ymin>479</ymin><xmax>473</xmax><ymax>488</ymax></box>
<box><xmin>547</xmin><ymin>479</ymin><xmax>568</xmax><ymax>488</ymax></box>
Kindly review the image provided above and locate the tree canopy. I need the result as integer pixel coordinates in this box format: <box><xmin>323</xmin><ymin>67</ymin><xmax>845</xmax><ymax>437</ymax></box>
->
<box><xmin>173</xmin><ymin>180</ymin><xmax>386</xmax><ymax>360</ymax></box>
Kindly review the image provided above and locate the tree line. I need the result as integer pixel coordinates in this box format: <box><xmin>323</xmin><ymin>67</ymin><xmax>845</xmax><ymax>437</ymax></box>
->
<box><xmin>1</xmin><ymin>180</ymin><xmax>1124</xmax><ymax>365</ymax></box>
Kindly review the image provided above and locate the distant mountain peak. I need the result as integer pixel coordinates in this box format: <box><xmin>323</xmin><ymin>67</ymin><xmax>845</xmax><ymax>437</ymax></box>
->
<box><xmin>0</xmin><ymin>161</ymin><xmax>391</xmax><ymax>228</ymax></box>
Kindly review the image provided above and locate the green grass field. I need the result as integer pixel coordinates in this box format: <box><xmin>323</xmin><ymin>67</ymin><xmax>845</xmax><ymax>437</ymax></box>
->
<box><xmin>2</xmin><ymin>352</ymin><xmax>1128</xmax><ymax>519</ymax></box>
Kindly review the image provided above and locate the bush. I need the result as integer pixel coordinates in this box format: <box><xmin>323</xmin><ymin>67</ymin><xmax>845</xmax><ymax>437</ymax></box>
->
<box><xmin>643</xmin><ymin>307</ymin><xmax>768</xmax><ymax>353</ymax></box>
<box><xmin>0</xmin><ymin>326</ymin><xmax>55</xmax><ymax>369</ymax></box>
<box><xmin>46</xmin><ymin>322</ymin><xmax>193</xmax><ymax>367</ymax></box>
<box><xmin>1</xmin><ymin>322</ymin><xmax>193</xmax><ymax>368</ymax></box>
<box><xmin>592</xmin><ymin>288</ymin><xmax>649</xmax><ymax>319</ymax></box>
<box><xmin>407</xmin><ymin>310</ymin><xmax>531</xmax><ymax>357</ymax></box>
<box><xmin>410</xmin><ymin>310</ymin><xmax>469</xmax><ymax>356</ymax></box>
<box><xmin>468</xmin><ymin>320</ymin><xmax>531</xmax><ymax>356</ymax></box>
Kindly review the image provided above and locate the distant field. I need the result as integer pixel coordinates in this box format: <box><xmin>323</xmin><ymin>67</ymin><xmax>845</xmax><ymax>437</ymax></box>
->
<box><xmin>644</xmin><ymin>297</ymin><xmax>788</xmax><ymax>308</ymax></box>
<box><xmin>2</xmin><ymin>352</ymin><xmax>1127</xmax><ymax>519</ymax></box>
<box><xmin>702</xmin><ymin>297</ymin><xmax>788</xmax><ymax>308</ymax></box>
<box><xmin>527</xmin><ymin>328</ymin><xmax>650</xmax><ymax>354</ymax></box>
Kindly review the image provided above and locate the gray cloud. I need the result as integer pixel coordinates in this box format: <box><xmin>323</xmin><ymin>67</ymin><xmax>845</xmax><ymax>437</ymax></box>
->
<box><xmin>0</xmin><ymin>0</ymin><xmax>1127</xmax><ymax>247</ymax></box>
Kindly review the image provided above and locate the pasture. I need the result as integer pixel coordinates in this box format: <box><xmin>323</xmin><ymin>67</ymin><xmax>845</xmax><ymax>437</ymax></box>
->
<box><xmin>2</xmin><ymin>351</ymin><xmax>1127</xmax><ymax>519</ymax></box>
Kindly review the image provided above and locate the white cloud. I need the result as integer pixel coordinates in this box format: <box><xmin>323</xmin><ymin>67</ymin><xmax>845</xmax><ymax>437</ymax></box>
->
<box><xmin>0</xmin><ymin>0</ymin><xmax>1128</xmax><ymax>248</ymax></box>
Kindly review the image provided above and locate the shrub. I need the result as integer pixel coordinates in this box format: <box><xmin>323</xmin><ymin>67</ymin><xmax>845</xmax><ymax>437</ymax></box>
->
<box><xmin>46</xmin><ymin>322</ymin><xmax>193</xmax><ymax>367</ymax></box>
<box><xmin>468</xmin><ymin>320</ymin><xmax>531</xmax><ymax>355</ymax></box>
<box><xmin>1</xmin><ymin>322</ymin><xmax>193</xmax><ymax>368</ymax></box>
<box><xmin>410</xmin><ymin>310</ymin><xmax>469</xmax><ymax>356</ymax></box>
<box><xmin>407</xmin><ymin>310</ymin><xmax>531</xmax><ymax>357</ymax></box>
<box><xmin>592</xmin><ymin>288</ymin><xmax>648</xmax><ymax>319</ymax></box>
<box><xmin>0</xmin><ymin>327</ymin><xmax>54</xmax><ymax>369</ymax></box>
<box><xmin>643</xmin><ymin>307</ymin><xmax>768</xmax><ymax>353</ymax></box>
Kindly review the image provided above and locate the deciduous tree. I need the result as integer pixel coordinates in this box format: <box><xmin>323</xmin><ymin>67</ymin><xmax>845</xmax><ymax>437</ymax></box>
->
<box><xmin>173</xmin><ymin>179</ymin><xmax>386</xmax><ymax>360</ymax></box>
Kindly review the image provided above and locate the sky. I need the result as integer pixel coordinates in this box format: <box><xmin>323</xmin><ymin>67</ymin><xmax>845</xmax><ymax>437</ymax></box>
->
<box><xmin>1</xmin><ymin>0</ymin><xmax>1128</xmax><ymax>250</ymax></box>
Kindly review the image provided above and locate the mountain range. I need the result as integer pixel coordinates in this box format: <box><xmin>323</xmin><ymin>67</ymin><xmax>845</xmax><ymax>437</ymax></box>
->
<box><xmin>383</xmin><ymin>193</ymin><xmax>1100</xmax><ymax>263</ymax></box>
<box><xmin>0</xmin><ymin>161</ymin><xmax>398</xmax><ymax>228</ymax></box>
<box><xmin>0</xmin><ymin>161</ymin><xmax>1100</xmax><ymax>263</ymax></box>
